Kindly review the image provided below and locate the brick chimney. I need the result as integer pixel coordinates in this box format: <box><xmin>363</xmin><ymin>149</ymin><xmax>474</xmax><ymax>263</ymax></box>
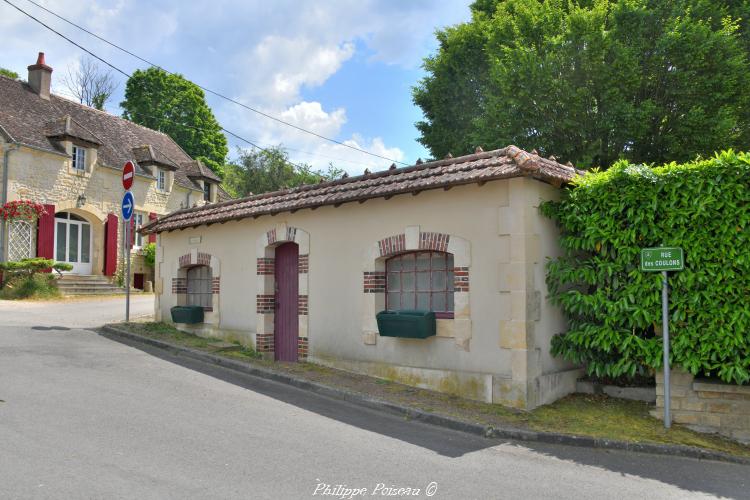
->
<box><xmin>28</xmin><ymin>52</ymin><xmax>52</xmax><ymax>100</ymax></box>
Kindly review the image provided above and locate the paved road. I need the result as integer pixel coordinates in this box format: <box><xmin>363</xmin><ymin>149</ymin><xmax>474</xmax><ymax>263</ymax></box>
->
<box><xmin>0</xmin><ymin>294</ymin><xmax>153</xmax><ymax>328</ymax></box>
<box><xmin>0</xmin><ymin>300</ymin><xmax>747</xmax><ymax>499</ymax></box>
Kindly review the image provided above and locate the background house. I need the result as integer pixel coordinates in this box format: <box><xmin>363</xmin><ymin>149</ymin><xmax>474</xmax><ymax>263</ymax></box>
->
<box><xmin>0</xmin><ymin>53</ymin><xmax>228</xmax><ymax>290</ymax></box>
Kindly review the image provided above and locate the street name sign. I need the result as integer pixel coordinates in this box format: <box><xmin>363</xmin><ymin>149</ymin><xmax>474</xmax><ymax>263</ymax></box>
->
<box><xmin>640</xmin><ymin>245</ymin><xmax>685</xmax><ymax>430</ymax></box>
<box><xmin>121</xmin><ymin>191</ymin><xmax>134</xmax><ymax>221</ymax></box>
<box><xmin>640</xmin><ymin>247</ymin><xmax>684</xmax><ymax>272</ymax></box>
<box><xmin>122</xmin><ymin>161</ymin><xmax>135</xmax><ymax>190</ymax></box>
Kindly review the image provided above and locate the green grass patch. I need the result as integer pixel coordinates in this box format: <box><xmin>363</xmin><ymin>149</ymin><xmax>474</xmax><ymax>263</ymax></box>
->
<box><xmin>0</xmin><ymin>274</ymin><xmax>61</xmax><ymax>300</ymax></box>
<box><xmin>121</xmin><ymin>322</ymin><xmax>261</xmax><ymax>357</ymax></box>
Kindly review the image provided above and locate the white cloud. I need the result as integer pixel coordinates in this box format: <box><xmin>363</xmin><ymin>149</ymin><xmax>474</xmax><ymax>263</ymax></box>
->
<box><xmin>1</xmin><ymin>0</ymin><xmax>469</xmax><ymax>172</ymax></box>
<box><xmin>304</xmin><ymin>135</ymin><xmax>406</xmax><ymax>175</ymax></box>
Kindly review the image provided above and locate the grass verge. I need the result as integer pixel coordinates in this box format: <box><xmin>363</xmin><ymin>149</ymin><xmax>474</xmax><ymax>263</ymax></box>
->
<box><xmin>110</xmin><ymin>321</ymin><xmax>750</xmax><ymax>459</ymax></box>
<box><xmin>0</xmin><ymin>274</ymin><xmax>61</xmax><ymax>300</ymax></box>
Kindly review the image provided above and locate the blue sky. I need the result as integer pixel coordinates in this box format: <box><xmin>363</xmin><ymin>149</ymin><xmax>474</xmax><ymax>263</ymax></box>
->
<box><xmin>0</xmin><ymin>0</ymin><xmax>472</xmax><ymax>174</ymax></box>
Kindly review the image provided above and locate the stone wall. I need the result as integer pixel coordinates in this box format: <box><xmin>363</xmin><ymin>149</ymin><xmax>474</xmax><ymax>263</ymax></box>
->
<box><xmin>1</xmin><ymin>140</ymin><xmax>203</xmax><ymax>281</ymax></box>
<box><xmin>653</xmin><ymin>368</ymin><xmax>750</xmax><ymax>443</ymax></box>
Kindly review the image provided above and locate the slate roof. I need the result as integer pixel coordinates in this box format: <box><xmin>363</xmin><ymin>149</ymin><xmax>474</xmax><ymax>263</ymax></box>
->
<box><xmin>142</xmin><ymin>146</ymin><xmax>582</xmax><ymax>234</ymax></box>
<box><xmin>43</xmin><ymin>115</ymin><xmax>102</xmax><ymax>145</ymax></box>
<box><xmin>183</xmin><ymin>159</ymin><xmax>222</xmax><ymax>182</ymax></box>
<box><xmin>131</xmin><ymin>144</ymin><xmax>179</xmax><ymax>170</ymax></box>
<box><xmin>0</xmin><ymin>74</ymin><xmax>226</xmax><ymax>196</ymax></box>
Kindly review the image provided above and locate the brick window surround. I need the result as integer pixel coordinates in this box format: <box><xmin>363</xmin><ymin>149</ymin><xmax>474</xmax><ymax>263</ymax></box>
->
<box><xmin>255</xmin><ymin>224</ymin><xmax>310</xmax><ymax>360</ymax></box>
<box><xmin>362</xmin><ymin>226</ymin><xmax>472</xmax><ymax>350</ymax></box>
<box><xmin>171</xmin><ymin>250</ymin><xmax>221</xmax><ymax>318</ymax></box>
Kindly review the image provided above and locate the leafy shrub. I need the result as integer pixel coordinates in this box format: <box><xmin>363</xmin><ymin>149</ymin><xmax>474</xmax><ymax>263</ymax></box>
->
<box><xmin>0</xmin><ymin>258</ymin><xmax>72</xmax><ymax>276</ymax></box>
<box><xmin>142</xmin><ymin>243</ymin><xmax>156</xmax><ymax>268</ymax></box>
<box><xmin>0</xmin><ymin>273</ymin><xmax>60</xmax><ymax>300</ymax></box>
<box><xmin>543</xmin><ymin>151</ymin><xmax>750</xmax><ymax>384</ymax></box>
<box><xmin>0</xmin><ymin>258</ymin><xmax>73</xmax><ymax>299</ymax></box>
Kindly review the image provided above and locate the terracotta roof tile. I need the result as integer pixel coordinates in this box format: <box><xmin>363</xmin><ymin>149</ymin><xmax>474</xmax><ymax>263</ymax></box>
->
<box><xmin>142</xmin><ymin>146</ymin><xmax>582</xmax><ymax>234</ymax></box>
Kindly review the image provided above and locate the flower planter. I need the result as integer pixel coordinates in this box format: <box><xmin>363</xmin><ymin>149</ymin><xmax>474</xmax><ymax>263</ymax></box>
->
<box><xmin>171</xmin><ymin>305</ymin><xmax>204</xmax><ymax>324</ymax></box>
<box><xmin>376</xmin><ymin>310</ymin><xmax>436</xmax><ymax>339</ymax></box>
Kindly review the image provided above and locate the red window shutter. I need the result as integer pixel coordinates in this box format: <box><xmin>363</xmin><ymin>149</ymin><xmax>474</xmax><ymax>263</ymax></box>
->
<box><xmin>104</xmin><ymin>213</ymin><xmax>118</xmax><ymax>276</ymax></box>
<box><xmin>148</xmin><ymin>212</ymin><xmax>157</xmax><ymax>243</ymax></box>
<box><xmin>36</xmin><ymin>204</ymin><xmax>55</xmax><ymax>271</ymax></box>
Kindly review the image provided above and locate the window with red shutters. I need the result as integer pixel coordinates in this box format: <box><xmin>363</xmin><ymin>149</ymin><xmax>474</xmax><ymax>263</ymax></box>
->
<box><xmin>386</xmin><ymin>251</ymin><xmax>454</xmax><ymax>318</ymax></box>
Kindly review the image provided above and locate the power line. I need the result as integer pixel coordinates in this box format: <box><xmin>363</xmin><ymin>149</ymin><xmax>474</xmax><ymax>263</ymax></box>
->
<box><xmin>13</xmin><ymin>0</ymin><xmax>409</xmax><ymax>166</ymax></box>
<box><xmin>1</xmin><ymin>0</ymin><xmax>359</xmax><ymax>173</ymax></box>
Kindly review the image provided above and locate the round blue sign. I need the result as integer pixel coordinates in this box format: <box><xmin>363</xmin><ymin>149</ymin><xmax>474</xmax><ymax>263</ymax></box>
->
<box><xmin>121</xmin><ymin>191</ymin><xmax>134</xmax><ymax>221</ymax></box>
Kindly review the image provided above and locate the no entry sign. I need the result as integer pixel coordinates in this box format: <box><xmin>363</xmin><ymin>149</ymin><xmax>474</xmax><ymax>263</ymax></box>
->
<box><xmin>122</xmin><ymin>161</ymin><xmax>135</xmax><ymax>190</ymax></box>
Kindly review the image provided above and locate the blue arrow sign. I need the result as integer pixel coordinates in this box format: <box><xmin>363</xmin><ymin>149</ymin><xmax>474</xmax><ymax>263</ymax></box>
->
<box><xmin>121</xmin><ymin>191</ymin><xmax>134</xmax><ymax>221</ymax></box>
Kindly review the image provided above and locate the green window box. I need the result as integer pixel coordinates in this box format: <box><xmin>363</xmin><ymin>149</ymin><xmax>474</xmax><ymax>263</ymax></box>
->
<box><xmin>171</xmin><ymin>305</ymin><xmax>205</xmax><ymax>324</ymax></box>
<box><xmin>376</xmin><ymin>310</ymin><xmax>436</xmax><ymax>339</ymax></box>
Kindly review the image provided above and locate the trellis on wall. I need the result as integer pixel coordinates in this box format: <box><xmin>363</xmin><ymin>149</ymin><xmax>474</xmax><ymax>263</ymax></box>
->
<box><xmin>7</xmin><ymin>221</ymin><xmax>35</xmax><ymax>261</ymax></box>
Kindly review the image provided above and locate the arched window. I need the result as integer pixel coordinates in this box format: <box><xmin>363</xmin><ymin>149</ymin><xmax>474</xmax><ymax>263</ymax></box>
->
<box><xmin>386</xmin><ymin>251</ymin><xmax>454</xmax><ymax>318</ymax></box>
<box><xmin>186</xmin><ymin>265</ymin><xmax>212</xmax><ymax>309</ymax></box>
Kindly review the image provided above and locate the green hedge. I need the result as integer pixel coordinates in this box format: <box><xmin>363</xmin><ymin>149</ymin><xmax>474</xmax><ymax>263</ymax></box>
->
<box><xmin>543</xmin><ymin>151</ymin><xmax>750</xmax><ymax>384</ymax></box>
<box><xmin>0</xmin><ymin>258</ymin><xmax>73</xmax><ymax>276</ymax></box>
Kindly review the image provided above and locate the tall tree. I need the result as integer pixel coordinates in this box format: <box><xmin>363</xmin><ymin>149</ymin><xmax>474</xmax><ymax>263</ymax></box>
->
<box><xmin>223</xmin><ymin>146</ymin><xmax>344</xmax><ymax>198</ymax></box>
<box><xmin>0</xmin><ymin>68</ymin><xmax>19</xmax><ymax>79</ymax></box>
<box><xmin>413</xmin><ymin>0</ymin><xmax>750</xmax><ymax>168</ymax></box>
<box><xmin>120</xmin><ymin>68</ymin><xmax>228</xmax><ymax>176</ymax></box>
<box><xmin>62</xmin><ymin>57</ymin><xmax>118</xmax><ymax>111</ymax></box>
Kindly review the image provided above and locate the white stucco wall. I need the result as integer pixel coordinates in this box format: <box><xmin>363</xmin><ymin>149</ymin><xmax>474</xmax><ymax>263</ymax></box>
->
<box><xmin>156</xmin><ymin>177</ymin><xmax>580</xmax><ymax>408</ymax></box>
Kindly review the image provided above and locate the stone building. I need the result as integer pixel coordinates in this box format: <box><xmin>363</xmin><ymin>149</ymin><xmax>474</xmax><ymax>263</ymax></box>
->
<box><xmin>143</xmin><ymin>146</ymin><xmax>584</xmax><ymax>409</ymax></box>
<box><xmin>0</xmin><ymin>53</ymin><xmax>228</xmax><ymax>288</ymax></box>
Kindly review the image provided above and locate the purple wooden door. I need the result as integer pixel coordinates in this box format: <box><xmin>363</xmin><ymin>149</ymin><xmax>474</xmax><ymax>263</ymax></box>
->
<box><xmin>274</xmin><ymin>242</ymin><xmax>299</xmax><ymax>361</ymax></box>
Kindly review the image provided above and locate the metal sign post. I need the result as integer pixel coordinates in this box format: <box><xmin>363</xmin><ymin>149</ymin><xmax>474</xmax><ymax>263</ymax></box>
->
<box><xmin>125</xmin><ymin>221</ymin><xmax>131</xmax><ymax>322</ymax></box>
<box><xmin>640</xmin><ymin>246</ymin><xmax>684</xmax><ymax>429</ymax></box>
<box><xmin>121</xmin><ymin>181</ymin><xmax>135</xmax><ymax>323</ymax></box>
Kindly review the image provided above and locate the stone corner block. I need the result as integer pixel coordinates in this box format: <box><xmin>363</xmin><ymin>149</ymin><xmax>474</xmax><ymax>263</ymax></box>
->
<box><xmin>499</xmin><ymin>320</ymin><xmax>532</xmax><ymax>349</ymax></box>
<box><xmin>363</xmin><ymin>331</ymin><xmax>378</xmax><ymax>345</ymax></box>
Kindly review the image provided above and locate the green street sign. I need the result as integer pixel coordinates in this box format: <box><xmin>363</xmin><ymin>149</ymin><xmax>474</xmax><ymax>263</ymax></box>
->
<box><xmin>640</xmin><ymin>247</ymin><xmax>684</xmax><ymax>272</ymax></box>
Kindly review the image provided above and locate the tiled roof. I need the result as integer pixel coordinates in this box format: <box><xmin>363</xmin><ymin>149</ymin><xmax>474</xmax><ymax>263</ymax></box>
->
<box><xmin>43</xmin><ymin>115</ymin><xmax>102</xmax><ymax>145</ymax></box>
<box><xmin>183</xmin><ymin>159</ymin><xmax>222</xmax><ymax>182</ymax></box>
<box><xmin>131</xmin><ymin>144</ymin><xmax>179</xmax><ymax>170</ymax></box>
<box><xmin>0</xmin><ymin>74</ymin><xmax>216</xmax><ymax>192</ymax></box>
<box><xmin>142</xmin><ymin>146</ymin><xmax>582</xmax><ymax>234</ymax></box>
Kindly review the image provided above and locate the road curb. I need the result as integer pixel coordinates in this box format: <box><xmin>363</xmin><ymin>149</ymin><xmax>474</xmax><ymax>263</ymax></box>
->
<box><xmin>99</xmin><ymin>325</ymin><xmax>750</xmax><ymax>466</ymax></box>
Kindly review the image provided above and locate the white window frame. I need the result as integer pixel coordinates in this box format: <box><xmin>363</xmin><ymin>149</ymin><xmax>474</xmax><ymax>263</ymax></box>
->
<box><xmin>157</xmin><ymin>168</ymin><xmax>167</xmax><ymax>191</ymax></box>
<box><xmin>72</xmin><ymin>146</ymin><xmax>86</xmax><ymax>171</ymax></box>
<box><xmin>133</xmin><ymin>213</ymin><xmax>144</xmax><ymax>249</ymax></box>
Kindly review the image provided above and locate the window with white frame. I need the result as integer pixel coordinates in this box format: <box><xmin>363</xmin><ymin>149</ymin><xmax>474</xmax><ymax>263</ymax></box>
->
<box><xmin>203</xmin><ymin>181</ymin><xmax>212</xmax><ymax>202</ymax></box>
<box><xmin>72</xmin><ymin>146</ymin><xmax>86</xmax><ymax>171</ymax></box>
<box><xmin>133</xmin><ymin>213</ymin><xmax>144</xmax><ymax>248</ymax></box>
<box><xmin>157</xmin><ymin>168</ymin><xmax>167</xmax><ymax>191</ymax></box>
<box><xmin>187</xmin><ymin>265</ymin><xmax>212</xmax><ymax>309</ymax></box>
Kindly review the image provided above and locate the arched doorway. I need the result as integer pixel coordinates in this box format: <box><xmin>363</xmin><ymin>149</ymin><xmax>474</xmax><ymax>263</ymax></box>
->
<box><xmin>54</xmin><ymin>211</ymin><xmax>92</xmax><ymax>274</ymax></box>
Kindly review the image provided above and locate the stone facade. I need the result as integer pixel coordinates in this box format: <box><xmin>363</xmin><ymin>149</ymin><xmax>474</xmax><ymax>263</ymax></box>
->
<box><xmin>653</xmin><ymin>368</ymin><xmax>750</xmax><ymax>444</ymax></box>
<box><xmin>0</xmin><ymin>139</ymin><xmax>203</xmax><ymax>282</ymax></box>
